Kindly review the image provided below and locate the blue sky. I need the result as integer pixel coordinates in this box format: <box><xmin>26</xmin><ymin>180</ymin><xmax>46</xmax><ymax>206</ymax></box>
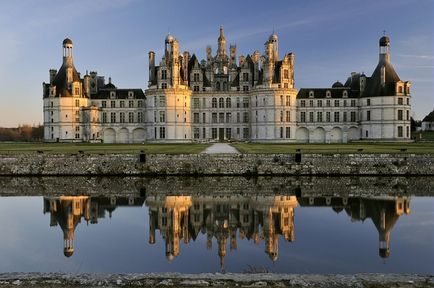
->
<box><xmin>0</xmin><ymin>0</ymin><xmax>432</xmax><ymax>127</ymax></box>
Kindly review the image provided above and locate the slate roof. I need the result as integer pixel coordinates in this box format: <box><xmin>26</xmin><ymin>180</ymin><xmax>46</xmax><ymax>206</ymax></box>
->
<box><xmin>363</xmin><ymin>59</ymin><xmax>400</xmax><ymax>97</ymax></box>
<box><xmin>422</xmin><ymin>110</ymin><xmax>434</xmax><ymax>122</ymax></box>
<box><xmin>51</xmin><ymin>63</ymin><xmax>82</xmax><ymax>97</ymax></box>
<box><xmin>296</xmin><ymin>88</ymin><xmax>356</xmax><ymax>99</ymax></box>
<box><xmin>91</xmin><ymin>88</ymin><xmax>145</xmax><ymax>99</ymax></box>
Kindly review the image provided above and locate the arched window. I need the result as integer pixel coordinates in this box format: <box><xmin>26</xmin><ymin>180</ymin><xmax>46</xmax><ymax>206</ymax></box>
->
<box><xmin>343</xmin><ymin>90</ymin><xmax>348</xmax><ymax>97</ymax></box>
<box><xmin>326</xmin><ymin>90</ymin><xmax>331</xmax><ymax>98</ymax></box>
<box><xmin>219</xmin><ymin>97</ymin><xmax>224</xmax><ymax>108</ymax></box>
<box><xmin>226</xmin><ymin>97</ymin><xmax>231</xmax><ymax>108</ymax></box>
<box><xmin>212</xmin><ymin>97</ymin><xmax>217</xmax><ymax>108</ymax></box>
<box><xmin>216</xmin><ymin>82</ymin><xmax>220</xmax><ymax>91</ymax></box>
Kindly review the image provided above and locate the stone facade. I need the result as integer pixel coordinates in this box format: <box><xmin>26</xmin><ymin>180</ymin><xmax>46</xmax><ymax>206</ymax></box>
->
<box><xmin>43</xmin><ymin>30</ymin><xmax>412</xmax><ymax>143</ymax></box>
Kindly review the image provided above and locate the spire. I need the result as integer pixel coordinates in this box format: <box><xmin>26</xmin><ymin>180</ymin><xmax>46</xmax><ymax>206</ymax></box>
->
<box><xmin>217</xmin><ymin>26</ymin><xmax>226</xmax><ymax>56</ymax></box>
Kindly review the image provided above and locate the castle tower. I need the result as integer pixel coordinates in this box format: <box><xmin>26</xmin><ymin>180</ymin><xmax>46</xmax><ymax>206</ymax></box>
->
<box><xmin>217</xmin><ymin>26</ymin><xmax>227</xmax><ymax>57</ymax></box>
<box><xmin>269</xmin><ymin>33</ymin><xmax>279</xmax><ymax>63</ymax></box>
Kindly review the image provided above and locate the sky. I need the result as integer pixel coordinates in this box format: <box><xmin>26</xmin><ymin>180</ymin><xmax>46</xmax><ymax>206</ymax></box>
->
<box><xmin>0</xmin><ymin>0</ymin><xmax>432</xmax><ymax>127</ymax></box>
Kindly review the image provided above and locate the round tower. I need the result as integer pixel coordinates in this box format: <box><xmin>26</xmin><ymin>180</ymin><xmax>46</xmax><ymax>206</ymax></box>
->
<box><xmin>62</xmin><ymin>38</ymin><xmax>73</xmax><ymax>66</ymax></box>
<box><xmin>379</xmin><ymin>35</ymin><xmax>390</xmax><ymax>62</ymax></box>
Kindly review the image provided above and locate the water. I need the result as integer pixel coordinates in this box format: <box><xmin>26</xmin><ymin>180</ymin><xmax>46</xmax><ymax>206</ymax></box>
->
<box><xmin>0</xmin><ymin>177</ymin><xmax>433</xmax><ymax>274</ymax></box>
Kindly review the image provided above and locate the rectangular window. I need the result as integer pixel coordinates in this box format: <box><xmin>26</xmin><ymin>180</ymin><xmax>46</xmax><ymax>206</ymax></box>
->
<box><xmin>193</xmin><ymin>128</ymin><xmax>200</xmax><ymax>139</ymax></box>
<box><xmin>243</xmin><ymin>128</ymin><xmax>249</xmax><ymax>139</ymax></box>
<box><xmin>193</xmin><ymin>73</ymin><xmax>200</xmax><ymax>82</ymax></box>
<box><xmin>406</xmin><ymin>98</ymin><xmax>409</xmax><ymax>105</ymax></box>
<box><xmin>212</xmin><ymin>128</ymin><xmax>217</xmax><ymax>139</ymax></box>
<box><xmin>326</xmin><ymin>100</ymin><xmax>331</xmax><ymax>107</ymax></box>
<box><xmin>367</xmin><ymin>110</ymin><xmax>371</xmax><ymax>121</ymax></box>
<box><xmin>300</xmin><ymin>112</ymin><xmax>306</xmax><ymax>122</ymax></box>
<box><xmin>280</xmin><ymin>127</ymin><xmax>284</xmax><ymax>138</ymax></box>
<box><xmin>406</xmin><ymin>126</ymin><xmax>409</xmax><ymax>138</ymax></box>
<box><xmin>159</xmin><ymin>96</ymin><xmax>166</xmax><ymax>107</ymax></box>
<box><xmin>129</xmin><ymin>112</ymin><xmax>134</xmax><ymax>123</ymax></box>
<box><xmin>398</xmin><ymin>98</ymin><xmax>403</xmax><ymax>105</ymax></box>
<box><xmin>75</xmin><ymin>99</ymin><xmax>80</xmax><ymax>107</ymax></box>
<box><xmin>243</xmin><ymin>72</ymin><xmax>249</xmax><ymax>82</ymax></box>
<box><xmin>317</xmin><ymin>100</ymin><xmax>322</xmax><ymax>107</ymax></box>
<box><xmin>397</xmin><ymin>126</ymin><xmax>403</xmax><ymax>137</ymax></box>
<box><xmin>159</xmin><ymin>127</ymin><xmax>166</xmax><ymax>139</ymax></box>
<box><xmin>286</xmin><ymin>96</ymin><xmax>291</xmax><ymax>106</ymax></box>
<box><xmin>226</xmin><ymin>128</ymin><xmax>231</xmax><ymax>139</ymax></box>
<box><xmin>226</xmin><ymin>112</ymin><xmax>231</xmax><ymax>123</ymax></box>
<box><xmin>343</xmin><ymin>112</ymin><xmax>347</xmax><ymax>122</ymax></box>
<box><xmin>75</xmin><ymin>88</ymin><xmax>80</xmax><ymax>95</ymax></box>
<box><xmin>219</xmin><ymin>112</ymin><xmax>224</xmax><ymax>123</ymax></box>
<box><xmin>138</xmin><ymin>100</ymin><xmax>143</xmax><ymax>108</ymax></box>
<box><xmin>243</xmin><ymin>85</ymin><xmax>249</xmax><ymax>91</ymax></box>
<box><xmin>280</xmin><ymin>111</ymin><xmax>284</xmax><ymax>122</ymax></box>
<box><xmin>193</xmin><ymin>86</ymin><xmax>199</xmax><ymax>92</ymax></box>
<box><xmin>243</xmin><ymin>97</ymin><xmax>249</xmax><ymax>108</ymax></box>
<box><xmin>309</xmin><ymin>100</ymin><xmax>314</xmax><ymax>107</ymax></box>
<box><xmin>367</xmin><ymin>99</ymin><xmax>371</xmax><ymax>106</ymax></box>
<box><xmin>243</xmin><ymin>112</ymin><xmax>249</xmax><ymax>123</ymax></box>
<box><xmin>120</xmin><ymin>101</ymin><xmax>125</xmax><ymax>108</ymax></box>
<box><xmin>161</xmin><ymin>70</ymin><xmax>167</xmax><ymax>80</ymax></box>
<box><xmin>284</xmin><ymin>69</ymin><xmax>289</xmax><ymax>79</ymax></box>
<box><xmin>351</xmin><ymin>111</ymin><xmax>356</xmax><ymax>122</ymax></box>
<box><xmin>286</xmin><ymin>111</ymin><xmax>291</xmax><ymax>122</ymax></box>
<box><xmin>351</xmin><ymin>100</ymin><xmax>356</xmax><ymax>107</ymax></box>
<box><xmin>120</xmin><ymin>112</ymin><xmax>125</xmax><ymax>123</ymax></box>
<box><xmin>138</xmin><ymin>112</ymin><xmax>143</xmax><ymax>123</ymax></box>
<box><xmin>406</xmin><ymin>110</ymin><xmax>409</xmax><ymax>120</ymax></box>
<box><xmin>326</xmin><ymin>112</ymin><xmax>331</xmax><ymax>122</ymax></box>
<box><xmin>343</xmin><ymin>100</ymin><xmax>347</xmax><ymax>107</ymax></box>
<box><xmin>159</xmin><ymin>111</ymin><xmax>165</xmax><ymax>122</ymax></box>
<box><xmin>203</xmin><ymin>127</ymin><xmax>206</xmax><ymax>138</ymax></box>
<box><xmin>334</xmin><ymin>100</ymin><xmax>339</xmax><ymax>107</ymax></box>
<box><xmin>129</xmin><ymin>100</ymin><xmax>134</xmax><ymax>108</ymax></box>
<box><xmin>237</xmin><ymin>112</ymin><xmax>240</xmax><ymax>123</ymax></box>
<box><xmin>285</xmin><ymin>127</ymin><xmax>290</xmax><ymax>138</ymax></box>
<box><xmin>334</xmin><ymin>112</ymin><xmax>340</xmax><ymax>122</ymax></box>
<box><xmin>202</xmin><ymin>113</ymin><xmax>206</xmax><ymax>123</ymax></box>
<box><xmin>398</xmin><ymin>110</ymin><xmax>403</xmax><ymax>120</ymax></box>
<box><xmin>212</xmin><ymin>113</ymin><xmax>217</xmax><ymax>123</ymax></box>
<box><xmin>102</xmin><ymin>112</ymin><xmax>107</xmax><ymax>123</ymax></box>
<box><xmin>193</xmin><ymin>113</ymin><xmax>199</xmax><ymax>123</ymax></box>
<box><xmin>110</xmin><ymin>112</ymin><xmax>116</xmax><ymax>123</ymax></box>
<box><xmin>309</xmin><ymin>112</ymin><xmax>314</xmax><ymax>122</ymax></box>
<box><xmin>300</xmin><ymin>100</ymin><xmax>305</xmax><ymax>107</ymax></box>
<box><xmin>110</xmin><ymin>101</ymin><xmax>115</xmax><ymax>108</ymax></box>
<box><xmin>317</xmin><ymin>112</ymin><xmax>323</xmax><ymax>122</ymax></box>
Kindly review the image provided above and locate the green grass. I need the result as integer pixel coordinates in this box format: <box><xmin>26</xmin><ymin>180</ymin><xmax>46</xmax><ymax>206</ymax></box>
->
<box><xmin>231</xmin><ymin>142</ymin><xmax>434</xmax><ymax>154</ymax></box>
<box><xmin>413</xmin><ymin>131</ymin><xmax>434</xmax><ymax>141</ymax></box>
<box><xmin>0</xmin><ymin>143</ymin><xmax>209</xmax><ymax>154</ymax></box>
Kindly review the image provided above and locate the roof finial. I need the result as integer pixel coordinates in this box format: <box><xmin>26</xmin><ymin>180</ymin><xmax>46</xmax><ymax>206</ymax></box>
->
<box><xmin>383</xmin><ymin>29</ymin><xmax>386</xmax><ymax>36</ymax></box>
<box><xmin>109</xmin><ymin>77</ymin><xmax>112</xmax><ymax>84</ymax></box>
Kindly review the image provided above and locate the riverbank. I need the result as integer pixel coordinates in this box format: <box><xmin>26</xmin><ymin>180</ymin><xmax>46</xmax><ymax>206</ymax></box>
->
<box><xmin>1</xmin><ymin>153</ymin><xmax>434</xmax><ymax>176</ymax></box>
<box><xmin>0</xmin><ymin>273</ymin><xmax>432</xmax><ymax>287</ymax></box>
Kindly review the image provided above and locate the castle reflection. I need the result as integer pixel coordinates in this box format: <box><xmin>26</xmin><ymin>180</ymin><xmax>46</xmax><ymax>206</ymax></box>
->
<box><xmin>43</xmin><ymin>194</ymin><xmax>410</xmax><ymax>266</ymax></box>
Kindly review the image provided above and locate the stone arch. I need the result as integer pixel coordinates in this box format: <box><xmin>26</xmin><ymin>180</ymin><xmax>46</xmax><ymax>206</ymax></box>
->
<box><xmin>118</xmin><ymin>128</ymin><xmax>129</xmax><ymax>143</ymax></box>
<box><xmin>296</xmin><ymin>127</ymin><xmax>309</xmax><ymax>143</ymax></box>
<box><xmin>310</xmin><ymin>127</ymin><xmax>326</xmax><ymax>143</ymax></box>
<box><xmin>103</xmin><ymin>128</ymin><xmax>116</xmax><ymax>144</ymax></box>
<box><xmin>347</xmin><ymin>126</ymin><xmax>360</xmax><ymax>142</ymax></box>
<box><xmin>329</xmin><ymin>127</ymin><xmax>343</xmax><ymax>143</ymax></box>
<box><xmin>132</xmin><ymin>128</ymin><xmax>146</xmax><ymax>143</ymax></box>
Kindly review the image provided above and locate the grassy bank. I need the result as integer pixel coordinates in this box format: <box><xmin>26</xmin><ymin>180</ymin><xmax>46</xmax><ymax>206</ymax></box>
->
<box><xmin>0</xmin><ymin>143</ymin><xmax>209</xmax><ymax>154</ymax></box>
<box><xmin>232</xmin><ymin>142</ymin><xmax>434</xmax><ymax>154</ymax></box>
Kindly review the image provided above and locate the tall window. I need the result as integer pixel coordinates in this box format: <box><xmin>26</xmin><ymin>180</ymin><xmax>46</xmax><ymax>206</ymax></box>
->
<box><xmin>129</xmin><ymin>100</ymin><xmax>134</xmax><ymax>108</ymax></box>
<box><xmin>317</xmin><ymin>112</ymin><xmax>323</xmax><ymax>122</ymax></box>
<box><xmin>398</xmin><ymin>98</ymin><xmax>403</xmax><ymax>105</ymax></box>
<box><xmin>350</xmin><ymin>111</ymin><xmax>356</xmax><ymax>122</ymax></box>
<box><xmin>286</xmin><ymin>96</ymin><xmax>291</xmax><ymax>106</ymax></box>
<box><xmin>159</xmin><ymin>111</ymin><xmax>165</xmax><ymax>122</ymax></box>
<box><xmin>300</xmin><ymin>112</ymin><xmax>306</xmax><ymax>122</ymax></box>
<box><xmin>286</xmin><ymin>111</ymin><xmax>290</xmax><ymax>122</ymax></box>
<box><xmin>138</xmin><ymin>112</ymin><xmax>143</xmax><ymax>123</ymax></box>
<box><xmin>343</xmin><ymin>112</ymin><xmax>347</xmax><ymax>122</ymax></box>
<box><xmin>326</xmin><ymin>100</ymin><xmax>331</xmax><ymax>107</ymax></box>
<box><xmin>111</xmin><ymin>101</ymin><xmax>115</xmax><ymax>108</ymax></box>
<box><xmin>243</xmin><ymin>97</ymin><xmax>249</xmax><ymax>108</ymax></box>
<box><xmin>334</xmin><ymin>100</ymin><xmax>339</xmax><ymax>107</ymax></box>
<box><xmin>219</xmin><ymin>97</ymin><xmax>224</xmax><ymax>108</ymax></box>
<box><xmin>367</xmin><ymin>110</ymin><xmax>371</xmax><ymax>121</ymax></box>
<box><xmin>159</xmin><ymin>96</ymin><xmax>166</xmax><ymax>106</ymax></box>
<box><xmin>284</xmin><ymin>69</ymin><xmax>289</xmax><ymax>79</ymax></box>
<box><xmin>110</xmin><ymin>112</ymin><xmax>116</xmax><ymax>123</ymax></box>
<box><xmin>367</xmin><ymin>98</ymin><xmax>371</xmax><ymax>106</ymax></box>
<box><xmin>193</xmin><ymin>113</ymin><xmax>199</xmax><ymax>123</ymax></box>
<box><xmin>75</xmin><ymin>99</ymin><xmax>80</xmax><ymax>107</ymax></box>
<box><xmin>202</xmin><ymin>113</ymin><xmax>206</xmax><ymax>123</ymax></box>
<box><xmin>280</xmin><ymin>127</ymin><xmax>284</xmax><ymax>138</ymax></box>
<box><xmin>280</xmin><ymin>111</ymin><xmax>284</xmax><ymax>122</ymax></box>
<box><xmin>193</xmin><ymin>73</ymin><xmax>200</xmax><ymax>82</ymax></box>
<box><xmin>309</xmin><ymin>112</ymin><xmax>314</xmax><ymax>122</ymax></box>
<box><xmin>309</xmin><ymin>100</ymin><xmax>314</xmax><ymax>107</ymax></box>
<box><xmin>161</xmin><ymin>70</ymin><xmax>167</xmax><ymax>80</ymax></box>
<box><xmin>243</xmin><ymin>72</ymin><xmax>249</xmax><ymax>81</ymax></box>
<box><xmin>226</xmin><ymin>97</ymin><xmax>231</xmax><ymax>108</ymax></box>
<box><xmin>159</xmin><ymin>127</ymin><xmax>166</xmax><ymax>139</ymax></box>
<box><xmin>120</xmin><ymin>101</ymin><xmax>125</xmax><ymax>108</ymax></box>
<box><xmin>212</xmin><ymin>113</ymin><xmax>217</xmax><ymax>123</ymax></box>
<box><xmin>300</xmin><ymin>100</ymin><xmax>305</xmax><ymax>107</ymax></box>
<box><xmin>129</xmin><ymin>112</ymin><xmax>134</xmax><ymax>123</ymax></box>
<box><xmin>334</xmin><ymin>112</ymin><xmax>340</xmax><ymax>122</ymax></box>
<box><xmin>193</xmin><ymin>128</ymin><xmax>200</xmax><ymax>139</ymax></box>
<box><xmin>397</xmin><ymin>126</ymin><xmax>403</xmax><ymax>137</ymax></box>
<box><xmin>285</xmin><ymin>127</ymin><xmax>290</xmax><ymax>138</ymax></box>
<box><xmin>120</xmin><ymin>112</ymin><xmax>125</xmax><ymax>123</ymax></box>
<box><xmin>243</xmin><ymin>112</ymin><xmax>249</xmax><ymax>123</ymax></box>
<box><xmin>102</xmin><ymin>112</ymin><xmax>107</xmax><ymax>123</ymax></box>
<box><xmin>317</xmin><ymin>100</ymin><xmax>322</xmax><ymax>107</ymax></box>
<box><xmin>212</xmin><ymin>97</ymin><xmax>217</xmax><ymax>108</ymax></box>
<box><xmin>102</xmin><ymin>101</ymin><xmax>106</xmax><ymax>108</ymax></box>
<box><xmin>351</xmin><ymin>100</ymin><xmax>356</xmax><ymax>107</ymax></box>
<box><xmin>398</xmin><ymin>110</ymin><xmax>403</xmax><ymax>120</ymax></box>
<box><xmin>212</xmin><ymin>128</ymin><xmax>217</xmax><ymax>139</ymax></box>
<box><xmin>193</xmin><ymin>98</ymin><xmax>200</xmax><ymax>109</ymax></box>
<box><xmin>226</xmin><ymin>113</ymin><xmax>231</xmax><ymax>123</ymax></box>
<box><xmin>326</xmin><ymin>112</ymin><xmax>331</xmax><ymax>122</ymax></box>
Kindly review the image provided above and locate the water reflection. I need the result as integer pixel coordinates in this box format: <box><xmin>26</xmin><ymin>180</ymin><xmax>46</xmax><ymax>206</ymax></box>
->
<box><xmin>43</xmin><ymin>194</ymin><xmax>410</xmax><ymax>268</ymax></box>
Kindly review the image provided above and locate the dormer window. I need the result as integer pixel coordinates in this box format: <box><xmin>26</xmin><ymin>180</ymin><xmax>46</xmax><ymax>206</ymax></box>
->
<box><xmin>309</xmin><ymin>91</ymin><xmax>314</xmax><ymax>98</ymax></box>
<box><xmin>343</xmin><ymin>90</ymin><xmax>348</xmax><ymax>98</ymax></box>
<box><xmin>110</xmin><ymin>91</ymin><xmax>116</xmax><ymax>99</ymax></box>
<box><xmin>128</xmin><ymin>91</ymin><xmax>134</xmax><ymax>98</ymax></box>
<box><xmin>326</xmin><ymin>91</ymin><xmax>331</xmax><ymax>98</ymax></box>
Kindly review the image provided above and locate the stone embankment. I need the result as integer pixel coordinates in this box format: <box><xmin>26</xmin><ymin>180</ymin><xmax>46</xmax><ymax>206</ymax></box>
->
<box><xmin>0</xmin><ymin>273</ymin><xmax>432</xmax><ymax>288</ymax></box>
<box><xmin>0</xmin><ymin>153</ymin><xmax>434</xmax><ymax>176</ymax></box>
<box><xmin>1</xmin><ymin>176</ymin><xmax>434</xmax><ymax>197</ymax></box>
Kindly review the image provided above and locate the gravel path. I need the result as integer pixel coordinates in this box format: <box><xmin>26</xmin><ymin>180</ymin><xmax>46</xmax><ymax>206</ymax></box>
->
<box><xmin>201</xmin><ymin>143</ymin><xmax>240</xmax><ymax>154</ymax></box>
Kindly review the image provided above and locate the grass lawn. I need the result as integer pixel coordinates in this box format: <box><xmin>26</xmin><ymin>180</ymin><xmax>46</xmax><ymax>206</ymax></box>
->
<box><xmin>412</xmin><ymin>131</ymin><xmax>434</xmax><ymax>141</ymax></box>
<box><xmin>232</xmin><ymin>142</ymin><xmax>434</xmax><ymax>154</ymax></box>
<box><xmin>0</xmin><ymin>143</ymin><xmax>209</xmax><ymax>154</ymax></box>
